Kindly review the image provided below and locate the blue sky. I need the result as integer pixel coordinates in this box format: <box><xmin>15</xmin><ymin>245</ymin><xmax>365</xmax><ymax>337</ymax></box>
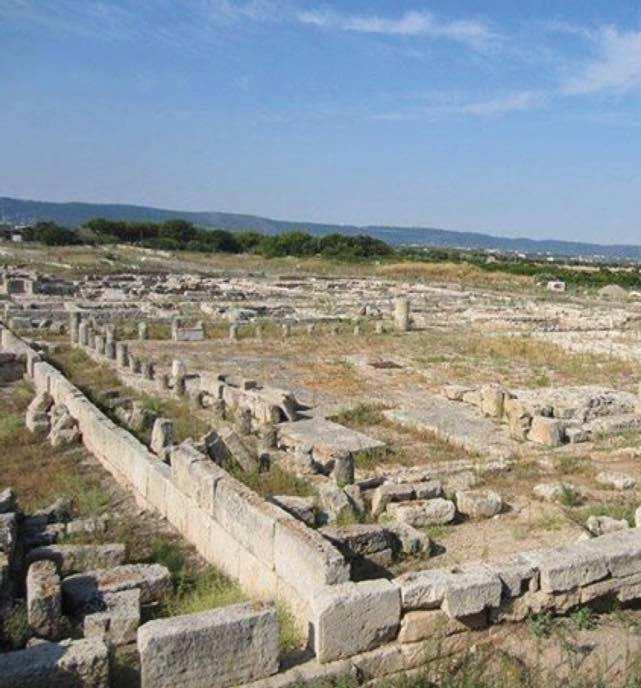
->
<box><xmin>2</xmin><ymin>1</ymin><xmax>641</xmax><ymax>243</ymax></box>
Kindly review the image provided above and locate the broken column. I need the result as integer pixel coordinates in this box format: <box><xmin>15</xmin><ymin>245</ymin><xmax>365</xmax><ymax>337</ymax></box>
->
<box><xmin>393</xmin><ymin>297</ymin><xmax>410</xmax><ymax>332</ymax></box>
<box><xmin>26</xmin><ymin>559</ymin><xmax>61</xmax><ymax>640</ymax></box>
<box><xmin>69</xmin><ymin>311</ymin><xmax>81</xmax><ymax>344</ymax></box>
<box><xmin>138</xmin><ymin>321</ymin><xmax>148</xmax><ymax>340</ymax></box>
<box><xmin>78</xmin><ymin>321</ymin><xmax>89</xmax><ymax>346</ymax></box>
<box><xmin>228</xmin><ymin>324</ymin><xmax>238</xmax><ymax>343</ymax></box>
<box><xmin>150</xmin><ymin>418</ymin><xmax>174</xmax><ymax>462</ymax></box>
<box><xmin>116</xmin><ymin>342</ymin><xmax>129</xmax><ymax>368</ymax></box>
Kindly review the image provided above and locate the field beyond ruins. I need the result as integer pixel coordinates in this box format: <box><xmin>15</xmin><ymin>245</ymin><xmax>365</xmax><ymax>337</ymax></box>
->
<box><xmin>4</xmin><ymin>242</ymin><xmax>641</xmax><ymax>687</ymax></box>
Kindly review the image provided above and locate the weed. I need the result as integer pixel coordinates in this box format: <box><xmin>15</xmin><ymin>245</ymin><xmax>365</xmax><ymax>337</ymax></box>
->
<box><xmin>2</xmin><ymin>602</ymin><xmax>29</xmax><ymax>650</ymax></box>
<box><xmin>276</xmin><ymin>600</ymin><xmax>303</xmax><ymax>655</ymax></box>
<box><xmin>559</xmin><ymin>484</ymin><xmax>582</xmax><ymax>508</ymax></box>
<box><xmin>163</xmin><ymin>566</ymin><xmax>246</xmax><ymax>617</ymax></box>
<box><xmin>529</xmin><ymin>610</ymin><xmax>555</xmax><ymax>639</ymax></box>
<box><xmin>231</xmin><ymin>465</ymin><xmax>316</xmax><ymax>499</ymax></box>
<box><xmin>569</xmin><ymin>606</ymin><xmax>597</xmax><ymax>631</ymax></box>
<box><xmin>332</xmin><ymin>403</ymin><xmax>386</xmax><ymax>428</ymax></box>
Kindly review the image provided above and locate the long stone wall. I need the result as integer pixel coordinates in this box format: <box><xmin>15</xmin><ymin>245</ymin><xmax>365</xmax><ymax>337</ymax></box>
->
<box><xmin>0</xmin><ymin>324</ymin><xmax>348</xmax><ymax>634</ymax></box>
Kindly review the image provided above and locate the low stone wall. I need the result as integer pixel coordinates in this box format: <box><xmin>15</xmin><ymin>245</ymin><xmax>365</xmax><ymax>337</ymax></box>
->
<box><xmin>0</xmin><ymin>324</ymin><xmax>348</xmax><ymax>634</ymax></box>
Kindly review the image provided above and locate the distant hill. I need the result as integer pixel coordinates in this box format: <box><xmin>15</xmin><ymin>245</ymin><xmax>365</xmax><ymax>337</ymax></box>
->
<box><xmin>2</xmin><ymin>195</ymin><xmax>640</xmax><ymax>260</ymax></box>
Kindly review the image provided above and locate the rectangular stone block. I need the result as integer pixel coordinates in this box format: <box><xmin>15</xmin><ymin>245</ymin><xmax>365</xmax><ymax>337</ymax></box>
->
<box><xmin>273</xmin><ymin>518</ymin><xmax>349</xmax><ymax>599</ymax></box>
<box><xmin>0</xmin><ymin>638</ymin><xmax>109</xmax><ymax>688</ymax></box>
<box><xmin>27</xmin><ymin>560</ymin><xmax>61</xmax><ymax>640</ymax></box>
<box><xmin>521</xmin><ymin>545</ymin><xmax>609</xmax><ymax>593</ymax></box>
<box><xmin>441</xmin><ymin>568</ymin><xmax>502</xmax><ymax>618</ymax></box>
<box><xmin>84</xmin><ymin>589</ymin><xmax>141</xmax><ymax>646</ymax></box>
<box><xmin>27</xmin><ymin>544</ymin><xmax>126</xmax><ymax>576</ymax></box>
<box><xmin>397</xmin><ymin>569</ymin><xmax>451</xmax><ymax>610</ymax></box>
<box><xmin>137</xmin><ymin>602</ymin><xmax>279</xmax><ymax>688</ymax></box>
<box><xmin>312</xmin><ymin>579</ymin><xmax>401</xmax><ymax>663</ymax></box>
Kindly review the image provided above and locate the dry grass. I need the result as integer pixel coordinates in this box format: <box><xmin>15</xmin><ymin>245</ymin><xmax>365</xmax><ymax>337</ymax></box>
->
<box><xmin>0</xmin><ymin>380</ymin><xmax>109</xmax><ymax>514</ymax></box>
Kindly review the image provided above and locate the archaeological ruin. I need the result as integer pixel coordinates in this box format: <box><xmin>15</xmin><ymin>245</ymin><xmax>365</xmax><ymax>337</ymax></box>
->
<box><xmin>3</xmin><ymin>258</ymin><xmax>641</xmax><ymax>687</ymax></box>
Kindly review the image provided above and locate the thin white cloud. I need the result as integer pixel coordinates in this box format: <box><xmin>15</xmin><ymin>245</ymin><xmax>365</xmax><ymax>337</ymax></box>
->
<box><xmin>563</xmin><ymin>26</ymin><xmax>641</xmax><ymax>95</ymax></box>
<box><xmin>373</xmin><ymin>91</ymin><xmax>546</xmax><ymax>121</ymax></box>
<box><xmin>297</xmin><ymin>9</ymin><xmax>494</xmax><ymax>49</ymax></box>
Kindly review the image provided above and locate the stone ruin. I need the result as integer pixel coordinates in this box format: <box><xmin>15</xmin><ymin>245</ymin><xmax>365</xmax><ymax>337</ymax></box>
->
<box><xmin>0</xmin><ymin>316</ymin><xmax>641</xmax><ymax>688</ymax></box>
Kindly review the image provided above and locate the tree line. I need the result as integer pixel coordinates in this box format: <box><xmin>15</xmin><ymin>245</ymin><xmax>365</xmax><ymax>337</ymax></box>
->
<box><xmin>22</xmin><ymin>219</ymin><xmax>394</xmax><ymax>261</ymax></box>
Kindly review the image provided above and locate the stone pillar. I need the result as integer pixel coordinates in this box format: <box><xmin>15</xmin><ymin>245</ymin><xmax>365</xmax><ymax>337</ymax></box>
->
<box><xmin>69</xmin><ymin>312</ymin><xmax>81</xmax><ymax>344</ymax></box>
<box><xmin>171</xmin><ymin>359</ymin><xmax>186</xmax><ymax>379</ymax></box>
<box><xmin>115</xmin><ymin>342</ymin><xmax>129</xmax><ymax>368</ymax></box>
<box><xmin>95</xmin><ymin>334</ymin><xmax>105</xmax><ymax>356</ymax></box>
<box><xmin>131</xmin><ymin>357</ymin><xmax>142</xmax><ymax>374</ymax></box>
<box><xmin>393</xmin><ymin>297</ymin><xmax>410</xmax><ymax>332</ymax></box>
<box><xmin>87</xmin><ymin>331</ymin><xmax>96</xmax><ymax>350</ymax></box>
<box><xmin>138</xmin><ymin>321</ymin><xmax>148</xmax><ymax>341</ymax></box>
<box><xmin>26</xmin><ymin>350</ymin><xmax>42</xmax><ymax>379</ymax></box>
<box><xmin>282</xmin><ymin>323</ymin><xmax>291</xmax><ymax>338</ymax></box>
<box><xmin>105</xmin><ymin>340</ymin><xmax>116</xmax><ymax>360</ymax></box>
<box><xmin>229</xmin><ymin>324</ymin><xmax>238</xmax><ymax>343</ymax></box>
<box><xmin>375</xmin><ymin>321</ymin><xmax>385</xmax><ymax>335</ymax></box>
<box><xmin>78</xmin><ymin>322</ymin><xmax>89</xmax><ymax>347</ymax></box>
<box><xmin>353</xmin><ymin>324</ymin><xmax>361</xmax><ymax>337</ymax></box>
<box><xmin>306</xmin><ymin>323</ymin><xmax>315</xmax><ymax>335</ymax></box>
<box><xmin>171</xmin><ymin>318</ymin><xmax>180</xmax><ymax>341</ymax></box>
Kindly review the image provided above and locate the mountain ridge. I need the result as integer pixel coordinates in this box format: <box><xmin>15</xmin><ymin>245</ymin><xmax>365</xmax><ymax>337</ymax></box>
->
<box><xmin>1</xmin><ymin>195</ymin><xmax>640</xmax><ymax>260</ymax></box>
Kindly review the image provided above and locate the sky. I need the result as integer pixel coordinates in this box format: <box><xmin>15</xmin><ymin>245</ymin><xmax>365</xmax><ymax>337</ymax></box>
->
<box><xmin>2</xmin><ymin>1</ymin><xmax>641</xmax><ymax>244</ymax></box>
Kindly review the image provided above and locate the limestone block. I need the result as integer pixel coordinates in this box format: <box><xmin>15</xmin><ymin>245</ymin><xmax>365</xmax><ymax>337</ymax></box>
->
<box><xmin>269</xmin><ymin>495</ymin><xmax>316</xmax><ymax>527</ymax></box>
<box><xmin>319</xmin><ymin>524</ymin><xmax>393</xmax><ymax>559</ymax></box>
<box><xmin>319</xmin><ymin>484</ymin><xmax>354</xmax><ymax>524</ymax></box>
<box><xmin>397</xmin><ymin>569</ymin><xmax>451</xmax><ymax>610</ymax></box>
<box><xmin>586</xmin><ymin>515</ymin><xmax>629</xmax><ymax>536</ymax></box>
<box><xmin>636</xmin><ymin>507</ymin><xmax>641</xmax><ymax>528</ymax></box>
<box><xmin>481</xmin><ymin>556</ymin><xmax>538</xmax><ymax>598</ymax></box>
<box><xmin>480</xmin><ymin>384</ymin><xmax>507</xmax><ymax>418</ymax></box>
<box><xmin>533</xmin><ymin>481</ymin><xmax>580</xmax><ymax>504</ymax></box>
<box><xmin>84</xmin><ymin>589</ymin><xmax>141</xmax><ymax>646</ymax></box>
<box><xmin>528</xmin><ymin>416</ymin><xmax>564</xmax><ymax>446</ymax></box>
<box><xmin>62</xmin><ymin>563</ymin><xmax>172</xmax><ymax>610</ymax></box>
<box><xmin>385</xmin><ymin>522</ymin><xmax>432</xmax><ymax>556</ymax></box>
<box><xmin>371</xmin><ymin>483</ymin><xmax>414</xmax><ymax>516</ymax></box>
<box><xmin>0</xmin><ymin>487</ymin><xmax>16</xmax><ymax>514</ymax></box>
<box><xmin>412</xmin><ymin>480</ymin><xmax>443</xmax><ymax>500</ymax></box>
<box><xmin>219</xmin><ymin>426</ymin><xmax>260</xmax><ymax>473</ymax></box>
<box><xmin>0</xmin><ymin>638</ymin><xmax>110</xmax><ymax>688</ymax></box>
<box><xmin>27</xmin><ymin>544</ymin><xmax>126</xmax><ymax>576</ymax></box>
<box><xmin>596</xmin><ymin>471</ymin><xmax>636</xmax><ymax>490</ymax></box>
<box><xmin>137</xmin><ymin>603</ymin><xmax>279</xmax><ymax>688</ymax></box>
<box><xmin>579</xmin><ymin>529</ymin><xmax>641</xmax><ymax>578</ymax></box>
<box><xmin>455</xmin><ymin>489</ymin><xmax>502</xmax><ymax>520</ymax></box>
<box><xmin>386</xmin><ymin>498</ymin><xmax>455</xmax><ymax>527</ymax></box>
<box><xmin>312</xmin><ymin>579</ymin><xmax>401</xmax><ymax>663</ymax></box>
<box><xmin>273</xmin><ymin>518</ymin><xmax>349</xmax><ymax>598</ymax></box>
<box><xmin>0</xmin><ymin>512</ymin><xmax>18</xmax><ymax>559</ymax></box>
<box><xmin>521</xmin><ymin>544</ymin><xmax>608</xmax><ymax>593</ymax></box>
<box><xmin>27</xmin><ymin>560</ymin><xmax>62</xmax><ymax>640</ymax></box>
<box><xmin>441</xmin><ymin>568</ymin><xmax>502</xmax><ymax>618</ymax></box>
<box><xmin>398</xmin><ymin>609</ymin><xmax>487</xmax><ymax>643</ymax></box>
<box><xmin>150</xmin><ymin>418</ymin><xmax>173</xmax><ymax>458</ymax></box>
